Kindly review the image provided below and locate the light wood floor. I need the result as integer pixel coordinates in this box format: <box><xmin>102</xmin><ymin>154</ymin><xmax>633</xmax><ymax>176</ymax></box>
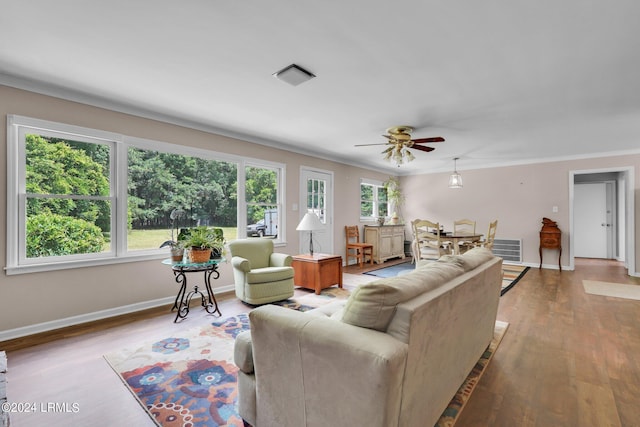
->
<box><xmin>2</xmin><ymin>258</ymin><xmax>639</xmax><ymax>426</ymax></box>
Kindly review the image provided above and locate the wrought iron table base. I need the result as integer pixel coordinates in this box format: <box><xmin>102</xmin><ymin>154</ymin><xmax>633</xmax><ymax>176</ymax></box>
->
<box><xmin>171</xmin><ymin>265</ymin><xmax>222</xmax><ymax>323</ymax></box>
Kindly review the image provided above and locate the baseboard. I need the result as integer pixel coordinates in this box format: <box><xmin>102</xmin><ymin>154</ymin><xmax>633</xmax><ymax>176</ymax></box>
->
<box><xmin>0</xmin><ymin>284</ymin><xmax>236</xmax><ymax>342</ymax></box>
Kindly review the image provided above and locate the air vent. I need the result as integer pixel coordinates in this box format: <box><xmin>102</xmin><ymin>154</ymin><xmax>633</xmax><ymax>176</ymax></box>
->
<box><xmin>273</xmin><ymin>64</ymin><xmax>316</xmax><ymax>86</ymax></box>
<box><xmin>492</xmin><ymin>239</ymin><xmax>522</xmax><ymax>263</ymax></box>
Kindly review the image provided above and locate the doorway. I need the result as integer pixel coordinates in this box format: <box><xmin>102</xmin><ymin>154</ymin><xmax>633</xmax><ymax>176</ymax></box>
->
<box><xmin>569</xmin><ymin>167</ymin><xmax>635</xmax><ymax>275</ymax></box>
<box><xmin>573</xmin><ymin>181</ymin><xmax>615</xmax><ymax>258</ymax></box>
<box><xmin>299</xmin><ymin>167</ymin><xmax>334</xmax><ymax>255</ymax></box>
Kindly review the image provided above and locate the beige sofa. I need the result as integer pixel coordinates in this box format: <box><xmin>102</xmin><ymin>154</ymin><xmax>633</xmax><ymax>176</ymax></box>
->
<box><xmin>234</xmin><ymin>247</ymin><xmax>503</xmax><ymax>427</ymax></box>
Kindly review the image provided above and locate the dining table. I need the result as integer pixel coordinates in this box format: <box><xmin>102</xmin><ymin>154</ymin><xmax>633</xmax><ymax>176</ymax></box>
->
<box><xmin>441</xmin><ymin>232</ymin><xmax>484</xmax><ymax>255</ymax></box>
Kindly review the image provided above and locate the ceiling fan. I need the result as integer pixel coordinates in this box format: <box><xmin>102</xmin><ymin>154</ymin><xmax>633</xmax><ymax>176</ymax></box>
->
<box><xmin>355</xmin><ymin>126</ymin><xmax>444</xmax><ymax>166</ymax></box>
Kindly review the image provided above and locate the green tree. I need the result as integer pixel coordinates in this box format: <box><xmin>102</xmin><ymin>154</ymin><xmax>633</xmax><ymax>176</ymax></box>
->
<box><xmin>26</xmin><ymin>134</ymin><xmax>111</xmax><ymax>231</ymax></box>
<box><xmin>26</xmin><ymin>213</ymin><xmax>105</xmax><ymax>257</ymax></box>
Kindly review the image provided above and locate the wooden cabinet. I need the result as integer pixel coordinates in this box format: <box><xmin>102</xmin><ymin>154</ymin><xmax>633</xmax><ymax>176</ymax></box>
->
<box><xmin>364</xmin><ymin>225</ymin><xmax>406</xmax><ymax>264</ymax></box>
<box><xmin>539</xmin><ymin>217</ymin><xmax>562</xmax><ymax>271</ymax></box>
<box><xmin>292</xmin><ymin>253</ymin><xmax>343</xmax><ymax>295</ymax></box>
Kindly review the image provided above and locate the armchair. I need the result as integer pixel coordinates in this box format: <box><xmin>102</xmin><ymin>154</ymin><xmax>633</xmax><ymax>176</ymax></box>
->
<box><xmin>228</xmin><ymin>239</ymin><xmax>295</xmax><ymax>305</ymax></box>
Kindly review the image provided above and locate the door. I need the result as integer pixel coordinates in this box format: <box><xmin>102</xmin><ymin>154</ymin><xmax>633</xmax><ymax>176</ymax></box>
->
<box><xmin>574</xmin><ymin>182</ymin><xmax>613</xmax><ymax>258</ymax></box>
<box><xmin>300</xmin><ymin>168</ymin><xmax>334</xmax><ymax>255</ymax></box>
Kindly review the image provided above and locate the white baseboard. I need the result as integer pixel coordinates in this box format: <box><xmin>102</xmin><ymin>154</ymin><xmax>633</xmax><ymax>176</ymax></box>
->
<box><xmin>0</xmin><ymin>285</ymin><xmax>236</xmax><ymax>342</ymax></box>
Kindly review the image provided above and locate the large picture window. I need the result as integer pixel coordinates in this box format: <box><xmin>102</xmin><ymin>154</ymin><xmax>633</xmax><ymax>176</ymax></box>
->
<box><xmin>6</xmin><ymin>115</ymin><xmax>285</xmax><ymax>274</ymax></box>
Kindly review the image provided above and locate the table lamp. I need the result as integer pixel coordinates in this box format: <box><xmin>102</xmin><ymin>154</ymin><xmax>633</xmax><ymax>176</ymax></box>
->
<box><xmin>296</xmin><ymin>212</ymin><xmax>323</xmax><ymax>255</ymax></box>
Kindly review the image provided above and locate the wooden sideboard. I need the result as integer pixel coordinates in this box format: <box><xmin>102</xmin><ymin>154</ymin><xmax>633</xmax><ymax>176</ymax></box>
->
<box><xmin>364</xmin><ymin>225</ymin><xmax>406</xmax><ymax>264</ymax></box>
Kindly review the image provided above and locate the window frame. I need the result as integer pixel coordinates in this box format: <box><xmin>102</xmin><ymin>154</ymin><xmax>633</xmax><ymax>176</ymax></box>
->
<box><xmin>359</xmin><ymin>178</ymin><xmax>388</xmax><ymax>221</ymax></box>
<box><xmin>6</xmin><ymin>115</ymin><xmax>286</xmax><ymax>275</ymax></box>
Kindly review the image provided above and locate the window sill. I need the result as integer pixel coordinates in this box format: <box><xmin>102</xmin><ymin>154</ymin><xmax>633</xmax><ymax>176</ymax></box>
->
<box><xmin>4</xmin><ymin>252</ymin><xmax>168</xmax><ymax>275</ymax></box>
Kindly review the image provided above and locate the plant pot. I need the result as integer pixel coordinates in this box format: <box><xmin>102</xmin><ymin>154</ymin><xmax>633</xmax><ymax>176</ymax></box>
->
<box><xmin>170</xmin><ymin>248</ymin><xmax>183</xmax><ymax>262</ymax></box>
<box><xmin>190</xmin><ymin>248</ymin><xmax>212</xmax><ymax>263</ymax></box>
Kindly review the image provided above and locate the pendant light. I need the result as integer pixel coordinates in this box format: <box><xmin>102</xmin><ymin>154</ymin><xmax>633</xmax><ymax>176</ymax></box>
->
<box><xmin>448</xmin><ymin>157</ymin><xmax>463</xmax><ymax>188</ymax></box>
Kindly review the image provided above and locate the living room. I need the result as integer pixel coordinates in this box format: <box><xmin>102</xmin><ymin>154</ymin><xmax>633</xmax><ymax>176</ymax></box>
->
<box><xmin>2</xmin><ymin>1</ymin><xmax>640</xmax><ymax>426</ymax></box>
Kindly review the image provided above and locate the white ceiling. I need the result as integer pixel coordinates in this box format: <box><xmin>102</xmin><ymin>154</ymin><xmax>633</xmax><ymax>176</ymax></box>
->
<box><xmin>2</xmin><ymin>0</ymin><xmax>639</xmax><ymax>175</ymax></box>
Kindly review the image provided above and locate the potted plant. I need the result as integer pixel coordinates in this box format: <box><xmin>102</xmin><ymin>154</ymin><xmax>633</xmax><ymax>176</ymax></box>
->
<box><xmin>383</xmin><ymin>177</ymin><xmax>404</xmax><ymax>224</ymax></box>
<box><xmin>160</xmin><ymin>209</ymin><xmax>186</xmax><ymax>261</ymax></box>
<box><xmin>181</xmin><ymin>226</ymin><xmax>225</xmax><ymax>263</ymax></box>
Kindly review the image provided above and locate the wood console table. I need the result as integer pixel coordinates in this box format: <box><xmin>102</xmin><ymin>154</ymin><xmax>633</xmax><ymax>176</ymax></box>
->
<box><xmin>539</xmin><ymin>217</ymin><xmax>562</xmax><ymax>271</ymax></box>
<box><xmin>292</xmin><ymin>253</ymin><xmax>342</xmax><ymax>295</ymax></box>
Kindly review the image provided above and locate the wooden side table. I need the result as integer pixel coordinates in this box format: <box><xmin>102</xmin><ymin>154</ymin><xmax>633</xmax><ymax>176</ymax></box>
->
<box><xmin>292</xmin><ymin>253</ymin><xmax>343</xmax><ymax>295</ymax></box>
<box><xmin>539</xmin><ymin>218</ymin><xmax>562</xmax><ymax>271</ymax></box>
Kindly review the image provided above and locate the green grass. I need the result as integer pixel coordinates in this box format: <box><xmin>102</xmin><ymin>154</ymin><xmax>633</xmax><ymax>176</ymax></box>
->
<box><xmin>127</xmin><ymin>227</ymin><xmax>238</xmax><ymax>250</ymax></box>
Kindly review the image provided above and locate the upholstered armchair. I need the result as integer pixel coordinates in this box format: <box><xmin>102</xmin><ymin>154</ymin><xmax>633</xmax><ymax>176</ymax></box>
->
<box><xmin>228</xmin><ymin>239</ymin><xmax>295</xmax><ymax>305</ymax></box>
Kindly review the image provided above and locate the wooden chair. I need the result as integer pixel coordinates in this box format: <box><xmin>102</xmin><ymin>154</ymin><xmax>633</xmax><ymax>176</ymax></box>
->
<box><xmin>345</xmin><ymin>226</ymin><xmax>373</xmax><ymax>268</ymax></box>
<box><xmin>476</xmin><ymin>220</ymin><xmax>498</xmax><ymax>250</ymax></box>
<box><xmin>411</xmin><ymin>219</ymin><xmax>450</xmax><ymax>261</ymax></box>
<box><xmin>453</xmin><ymin>219</ymin><xmax>477</xmax><ymax>254</ymax></box>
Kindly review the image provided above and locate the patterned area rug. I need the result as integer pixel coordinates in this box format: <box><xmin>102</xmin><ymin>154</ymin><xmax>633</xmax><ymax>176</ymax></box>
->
<box><xmin>501</xmin><ymin>264</ymin><xmax>529</xmax><ymax>295</ymax></box>
<box><xmin>272</xmin><ymin>286</ymin><xmax>351</xmax><ymax>311</ymax></box>
<box><xmin>105</xmin><ymin>302</ymin><xmax>508</xmax><ymax>427</ymax></box>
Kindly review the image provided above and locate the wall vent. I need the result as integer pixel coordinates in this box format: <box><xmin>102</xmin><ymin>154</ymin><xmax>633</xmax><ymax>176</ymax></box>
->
<box><xmin>492</xmin><ymin>239</ymin><xmax>522</xmax><ymax>263</ymax></box>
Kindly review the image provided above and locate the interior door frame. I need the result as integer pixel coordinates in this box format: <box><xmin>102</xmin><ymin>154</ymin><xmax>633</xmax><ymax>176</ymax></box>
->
<box><xmin>569</xmin><ymin>166</ymin><xmax>636</xmax><ymax>276</ymax></box>
<box><xmin>299</xmin><ymin>166</ymin><xmax>334</xmax><ymax>255</ymax></box>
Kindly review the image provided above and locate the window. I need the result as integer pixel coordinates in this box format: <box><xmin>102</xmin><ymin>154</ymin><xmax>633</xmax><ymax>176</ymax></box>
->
<box><xmin>245</xmin><ymin>165</ymin><xmax>282</xmax><ymax>238</ymax></box>
<box><xmin>360</xmin><ymin>178</ymin><xmax>388</xmax><ymax>220</ymax></box>
<box><xmin>6</xmin><ymin>115</ymin><xmax>285</xmax><ymax>274</ymax></box>
<box><xmin>127</xmin><ymin>147</ymin><xmax>238</xmax><ymax>251</ymax></box>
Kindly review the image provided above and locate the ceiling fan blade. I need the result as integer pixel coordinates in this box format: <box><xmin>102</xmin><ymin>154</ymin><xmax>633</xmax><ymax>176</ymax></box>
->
<box><xmin>411</xmin><ymin>145</ymin><xmax>435</xmax><ymax>153</ymax></box>
<box><xmin>354</xmin><ymin>143</ymin><xmax>392</xmax><ymax>147</ymax></box>
<box><xmin>411</xmin><ymin>137</ymin><xmax>445</xmax><ymax>144</ymax></box>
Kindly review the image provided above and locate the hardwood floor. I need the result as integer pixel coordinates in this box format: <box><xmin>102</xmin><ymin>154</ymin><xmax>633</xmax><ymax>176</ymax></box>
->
<box><xmin>2</xmin><ymin>258</ymin><xmax>639</xmax><ymax>426</ymax></box>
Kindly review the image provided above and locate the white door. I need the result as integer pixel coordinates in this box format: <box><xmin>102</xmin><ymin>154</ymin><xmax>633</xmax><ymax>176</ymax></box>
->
<box><xmin>574</xmin><ymin>182</ymin><xmax>612</xmax><ymax>258</ymax></box>
<box><xmin>299</xmin><ymin>168</ymin><xmax>333</xmax><ymax>255</ymax></box>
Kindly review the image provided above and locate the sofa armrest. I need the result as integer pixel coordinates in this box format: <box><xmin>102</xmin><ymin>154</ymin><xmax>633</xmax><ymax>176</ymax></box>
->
<box><xmin>269</xmin><ymin>252</ymin><xmax>292</xmax><ymax>267</ymax></box>
<box><xmin>232</xmin><ymin>256</ymin><xmax>251</xmax><ymax>272</ymax></box>
<box><xmin>234</xmin><ymin>330</ymin><xmax>254</xmax><ymax>374</ymax></box>
<box><xmin>249</xmin><ymin>305</ymin><xmax>408</xmax><ymax>427</ymax></box>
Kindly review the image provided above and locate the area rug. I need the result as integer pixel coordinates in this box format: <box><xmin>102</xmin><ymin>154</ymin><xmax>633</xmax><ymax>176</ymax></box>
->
<box><xmin>272</xmin><ymin>286</ymin><xmax>351</xmax><ymax>311</ymax></box>
<box><xmin>105</xmin><ymin>311</ymin><xmax>508</xmax><ymax>427</ymax></box>
<box><xmin>501</xmin><ymin>264</ymin><xmax>529</xmax><ymax>295</ymax></box>
<box><xmin>583</xmin><ymin>280</ymin><xmax>640</xmax><ymax>301</ymax></box>
<box><xmin>364</xmin><ymin>261</ymin><xmax>415</xmax><ymax>278</ymax></box>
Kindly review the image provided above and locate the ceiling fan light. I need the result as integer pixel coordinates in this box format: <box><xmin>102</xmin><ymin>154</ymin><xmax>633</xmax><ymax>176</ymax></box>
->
<box><xmin>405</xmin><ymin>150</ymin><xmax>415</xmax><ymax>162</ymax></box>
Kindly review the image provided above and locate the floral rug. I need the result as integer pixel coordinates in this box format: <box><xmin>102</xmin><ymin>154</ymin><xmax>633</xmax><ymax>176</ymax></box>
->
<box><xmin>105</xmin><ymin>290</ymin><xmax>508</xmax><ymax>427</ymax></box>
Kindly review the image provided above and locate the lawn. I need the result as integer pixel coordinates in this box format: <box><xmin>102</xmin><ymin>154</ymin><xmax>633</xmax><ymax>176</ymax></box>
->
<box><xmin>127</xmin><ymin>227</ymin><xmax>238</xmax><ymax>250</ymax></box>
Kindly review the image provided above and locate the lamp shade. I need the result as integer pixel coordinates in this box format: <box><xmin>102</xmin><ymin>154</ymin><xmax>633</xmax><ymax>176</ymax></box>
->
<box><xmin>449</xmin><ymin>172</ymin><xmax>463</xmax><ymax>188</ymax></box>
<box><xmin>296</xmin><ymin>212</ymin><xmax>322</xmax><ymax>231</ymax></box>
<box><xmin>448</xmin><ymin>157</ymin><xmax>463</xmax><ymax>188</ymax></box>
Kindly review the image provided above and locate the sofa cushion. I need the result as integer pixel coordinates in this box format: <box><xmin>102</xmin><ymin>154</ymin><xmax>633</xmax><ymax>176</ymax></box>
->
<box><xmin>341</xmin><ymin>261</ymin><xmax>464</xmax><ymax>331</ymax></box>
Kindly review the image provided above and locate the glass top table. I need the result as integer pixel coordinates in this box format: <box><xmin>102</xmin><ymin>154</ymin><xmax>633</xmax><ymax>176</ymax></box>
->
<box><xmin>162</xmin><ymin>258</ymin><xmax>224</xmax><ymax>322</ymax></box>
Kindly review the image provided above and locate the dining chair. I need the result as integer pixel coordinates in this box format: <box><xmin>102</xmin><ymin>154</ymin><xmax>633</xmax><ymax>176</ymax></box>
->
<box><xmin>476</xmin><ymin>220</ymin><xmax>498</xmax><ymax>250</ymax></box>
<box><xmin>453</xmin><ymin>219</ymin><xmax>477</xmax><ymax>254</ymax></box>
<box><xmin>411</xmin><ymin>219</ymin><xmax>450</xmax><ymax>262</ymax></box>
<box><xmin>345</xmin><ymin>225</ymin><xmax>374</xmax><ymax>268</ymax></box>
